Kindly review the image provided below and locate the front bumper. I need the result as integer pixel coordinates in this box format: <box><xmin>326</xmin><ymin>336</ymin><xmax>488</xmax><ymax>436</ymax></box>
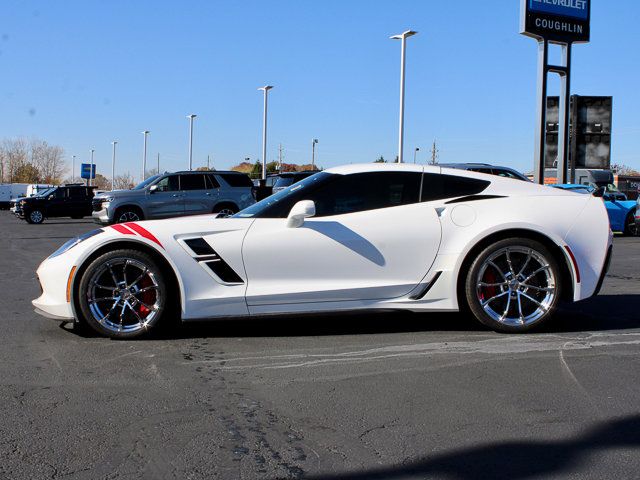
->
<box><xmin>92</xmin><ymin>207</ymin><xmax>111</xmax><ymax>225</ymax></box>
<box><xmin>32</xmin><ymin>260</ymin><xmax>76</xmax><ymax>321</ymax></box>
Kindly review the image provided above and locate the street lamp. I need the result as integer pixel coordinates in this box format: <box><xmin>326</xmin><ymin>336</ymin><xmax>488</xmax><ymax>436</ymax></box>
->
<box><xmin>311</xmin><ymin>139</ymin><xmax>319</xmax><ymax>169</ymax></box>
<box><xmin>142</xmin><ymin>131</ymin><xmax>150</xmax><ymax>181</ymax></box>
<box><xmin>89</xmin><ymin>149</ymin><xmax>95</xmax><ymax>186</ymax></box>
<box><xmin>72</xmin><ymin>155</ymin><xmax>76</xmax><ymax>183</ymax></box>
<box><xmin>187</xmin><ymin>114</ymin><xmax>197</xmax><ymax>171</ymax></box>
<box><xmin>258</xmin><ymin>86</ymin><xmax>273</xmax><ymax>181</ymax></box>
<box><xmin>413</xmin><ymin>147</ymin><xmax>420</xmax><ymax>164</ymax></box>
<box><xmin>111</xmin><ymin>141</ymin><xmax>117</xmax><ymax>190</ymax></box>
<box><xmin>390</xmin><ymin>29</ymin><xmax>417</xmax><ymax>163</ymax></box>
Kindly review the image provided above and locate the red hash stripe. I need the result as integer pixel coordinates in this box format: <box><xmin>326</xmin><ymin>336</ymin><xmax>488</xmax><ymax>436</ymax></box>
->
<box><xmin>124</xmin><ymin>222</ymin><xmax>164</xmax><ymax>249</ymax></box>
<box><xmin>110</xmin><ymin>224</ymin><xmax>135</xmax><ymax>235</ymax></box>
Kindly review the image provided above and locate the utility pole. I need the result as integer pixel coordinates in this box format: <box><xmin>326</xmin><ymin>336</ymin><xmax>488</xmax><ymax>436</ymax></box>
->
<box><xmin>157</xmin><ymin>153</ymin><xmax>160</xmax><ymax>173</ymax></box>
<box><xmin>207</xmin><ymin>154</ymin><xmax>210</xmax><ymax>170</ymax></box>
<box><xmin>430</xmin><ymin>139</ymin><xmax>439</xmax><ymax>165</ymax></box>
<box><xmin>111</xmin><ymin>141</ymin><xmax>117</xmax><ymax>190</ymax></box>
<box><xmin>71</xmin><ymin>155</ymin><xmax>76</xmax><ymax>183</ymax></box>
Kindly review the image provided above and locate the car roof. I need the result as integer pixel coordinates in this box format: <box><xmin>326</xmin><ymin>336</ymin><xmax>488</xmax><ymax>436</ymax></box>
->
<box><xmin>171</xmin><ymin>170</ymin><xmax>244</xmax><ymax>175</ymax></box>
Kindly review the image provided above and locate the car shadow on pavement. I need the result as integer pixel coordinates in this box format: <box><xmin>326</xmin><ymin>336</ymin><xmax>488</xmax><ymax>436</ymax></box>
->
<box><xmin>64</xmin><ymin>294</ymin><xmax>640</xmax><ymax>340</ymax></box>
<box><xmin>297</xmin><ymin>415</ymin><xmax>640</xmax><ymax>480</ymax></box>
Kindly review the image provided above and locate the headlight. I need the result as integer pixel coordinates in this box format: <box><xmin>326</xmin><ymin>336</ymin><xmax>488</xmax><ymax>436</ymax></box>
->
<box><xmin>48</xmin><ymin>229</ymin><xmax>104</xmax><ymax>259</ymax></box>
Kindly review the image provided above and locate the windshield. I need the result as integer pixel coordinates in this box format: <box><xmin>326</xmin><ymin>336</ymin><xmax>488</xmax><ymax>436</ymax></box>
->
<box><xmin>133</xmin><ymin>174</ymin><xmax>162</xmax><ymax>190</ymax></box>
<box><xmin>35</xmin><ymin>187</ymin><xmax>56</xmax><ymax>197</ymax></box>
<box><xmin>234</xmin><ymin>172</ymin><xmax>330</xmax><ymax>218</ymax></box>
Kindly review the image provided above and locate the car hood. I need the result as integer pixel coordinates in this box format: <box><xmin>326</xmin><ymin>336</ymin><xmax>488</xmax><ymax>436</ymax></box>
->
<box><xmin>94</xmin><ymin>189</ymin><xmax>147</xmax><ymax>200</ymax></box>
<box><xmin>606</xmin><ymin>199</ymin><xmax>637</xmax><ymax>209</ymax></box>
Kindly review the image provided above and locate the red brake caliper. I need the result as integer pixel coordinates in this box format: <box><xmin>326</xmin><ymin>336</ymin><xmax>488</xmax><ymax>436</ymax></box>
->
<box><xmin>137</xmin><ymin>276</ymin><xmax>155</xmax><ymax>317</ymax></box>
<box><xmin>480</xmin><ymin>268</ymin><xmax>498</xmax><ymax>302</ymax></box>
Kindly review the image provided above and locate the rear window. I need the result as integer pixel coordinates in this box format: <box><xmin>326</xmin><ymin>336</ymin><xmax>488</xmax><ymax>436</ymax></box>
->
<box><xmin>218</xmin><ymin>173</ymin><xmax>253</xmax><ymax>188</ymax></box>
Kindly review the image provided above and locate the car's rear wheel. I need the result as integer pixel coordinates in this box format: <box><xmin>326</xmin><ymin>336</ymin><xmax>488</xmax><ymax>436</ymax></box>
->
<box><xmin>77</xmin><ymin>249</ymin><xmax>167</xmax><ymax>339</ymax></box>
<box><xmin>26</xmin><ymin>209</ymin><xmax>45</xmax><ymax>224</ymax></box>
<box><xmin>465</xmin><ymin>238</ymin><xmax>562</xmax><ymax>333</ymax></box>
<box><xmin>212</xmin><ymin>203</ymin><xmax>238</xmax><ymax>217</ymax></box>
<box><xmin>624</xmin><ymin>212</ymin><xmax>638</xmax><ymax>236</ymax></box>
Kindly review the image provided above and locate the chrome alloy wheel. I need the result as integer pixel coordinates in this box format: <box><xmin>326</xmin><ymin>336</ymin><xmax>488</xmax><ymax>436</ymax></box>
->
<box><xmin>86</xmin><ymin>258</ymin><xmax>161</xmax><ymax>334</ymax></box>
<box><xmin>118</xmin><ymin>211</ymin><xmax>140</xmax><ymax>223</ymax></box>
<box><xmin>215</xmin><ymin>208</ymin><xmax>236</xmax><ymax>217</ymax></box>
<box><xmin>476</xmin><ymin>247</ymin><xmax>556</xmax><ymax>327</ymax></box>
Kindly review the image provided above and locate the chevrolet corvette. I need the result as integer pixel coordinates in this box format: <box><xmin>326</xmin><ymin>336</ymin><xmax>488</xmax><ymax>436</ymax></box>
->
<box><xmin>33</xmin><ymin>164</ymin><xmax>612</xmax><ymax>338</ymax></box>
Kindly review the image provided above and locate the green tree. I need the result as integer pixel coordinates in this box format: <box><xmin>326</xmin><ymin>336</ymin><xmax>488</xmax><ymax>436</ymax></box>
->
<box><xmin>374</xmin><ymin>156</ymin><xmax>386</xmax><ymax>163</ymax></box>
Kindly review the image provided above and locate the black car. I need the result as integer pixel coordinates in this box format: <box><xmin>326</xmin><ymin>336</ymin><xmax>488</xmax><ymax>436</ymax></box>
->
<box><xmin>18</xmin><ymin>184</ymin><xmax>97</xmax><ymax>224</ymax></box>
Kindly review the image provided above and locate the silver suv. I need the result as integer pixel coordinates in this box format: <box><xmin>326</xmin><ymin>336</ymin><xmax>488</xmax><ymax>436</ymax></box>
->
<box><xmin>92</xmin><ymin>170</ymin><xmax>255</xmax><ymax>225</ymax></box>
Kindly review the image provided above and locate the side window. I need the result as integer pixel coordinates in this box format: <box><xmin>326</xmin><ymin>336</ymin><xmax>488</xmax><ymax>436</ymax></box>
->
<box><xmin>218</xmin><ymin>173</ymin><xmax>253</xmax><ymax>188</ymax></box>
<box><xmin>54</xmin><ymin>188</ymin><xmax>66</xmax><ymax>199</ymax></box>
<box><xmin>470</xmin><ymin>168</ymin><xmax>491</xmax><ymax>175</ymax></box>
<box><xmin>155</xmin><ymin>175</ymin><xmax>180</xmax><ymax>192</ymax></box>
<box><xmin>421</xmin><ymin>173</ymin><xmax>490</xmax><ymax>201</ymax></box>
<box><xmin>493</xmin><ymin>169</ymin><xmax>519</xmax><ymax>179</ymax></box>
<box><xmin>180</xmin><ymin>174</ymin><xmax>206</xmax><ymax>191</ymax></box>
<box><xmin>309</xmin><ymin>172</ymin><xmax>422</xmax><ymax>217</ymax></box>
<box><xmin>68</xmin><ymin>188</ymin><xmax>85</xmax><ymax>199</ymax></box>
<box><xmin>205</xmin><ymin>174</ymin><xmax>221</xmax><ymax>189</ymax></box>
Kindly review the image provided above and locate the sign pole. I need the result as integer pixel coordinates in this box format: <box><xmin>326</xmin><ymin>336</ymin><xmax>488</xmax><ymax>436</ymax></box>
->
<box><xmin>533</xmin><ymin>40</ymin><xmax>548</xmax><ymax>185</ymax></box>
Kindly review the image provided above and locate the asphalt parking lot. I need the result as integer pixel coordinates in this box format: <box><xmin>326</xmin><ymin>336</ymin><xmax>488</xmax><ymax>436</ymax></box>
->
<box><xmin>1</xmin><ymin>212</ymin><xmax>639</xmax><ymax>480</ymax></box>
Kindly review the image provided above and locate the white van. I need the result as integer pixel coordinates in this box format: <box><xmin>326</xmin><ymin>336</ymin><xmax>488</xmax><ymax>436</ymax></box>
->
<box><xmin>0</xmin><ymin>183</ymin><xmax>29</xmax><ymax>209</ymax></box>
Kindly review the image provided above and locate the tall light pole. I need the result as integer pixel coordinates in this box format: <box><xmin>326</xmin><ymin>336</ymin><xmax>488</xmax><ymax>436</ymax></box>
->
<box><xmin>142</xmin><ymin>131</ymin><xmax>150</xmax><ymax>181</ymax></box>
<box><xmin>258</xmin><ymin>86</ymin><xmax>273</xmax><ymax>181</ymax></box>
<box><xmin>111</xmin><ymin>141</ymin><xmax>117</xmax><ymax>190</ymax></box>
<box><xmin>311</xmin><ymin>139</ymin><xmax>318</xmax><ymax>169</ymax></box>
<box><xmin>89</xmin><ymin>149</ymin><xmax>95</xmax><ymax>186</ymax></box>
<box><xmin>390</xmin><ymin>30</ymin><xmax>417</xmax><ymax>163</ymax></box>
<box><xmin>413</xmin><ymin>147</ymin><xmax>420</xmax><ymax>164</ymax></box>
<box><xmin>72</xmin><ymin>155</ymin><xmax>76</xmax><ymax>183</ymax></box>
<box><xmin>187</xmin><ymin>114</ymin><xmax>197</xmax><ymax>171</ymax></box>
<box><xmin>157</xmin><ymin>153</ymin><xmax>160</xmax><ymax>173</ymax></box>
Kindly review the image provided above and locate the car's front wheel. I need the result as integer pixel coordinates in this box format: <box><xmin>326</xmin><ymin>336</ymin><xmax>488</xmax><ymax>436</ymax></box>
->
<box><xmin>26</xmin><ymin>209</ymin><xmax>45</xmax><ymax>224</ymax></box>
<box><xmin>624</xmin><ymin>212</ymin><xmax>638</xmax><ymax>237</ymax></box>
<box><xmin>464</xmin><ymin>238</ymin><xmax>563</xmax><ymax>333</ymax></box>
<box><xmin>77</xmin><ymin>249</ymin><xmax>167</xmax><ymax>339</ymax></box>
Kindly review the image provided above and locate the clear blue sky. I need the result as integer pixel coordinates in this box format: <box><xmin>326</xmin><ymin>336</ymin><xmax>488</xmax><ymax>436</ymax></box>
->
<box><xmin>2</xmin><ymin>0</ymin><xmax>639</xmax><ymax>179</ymax></box>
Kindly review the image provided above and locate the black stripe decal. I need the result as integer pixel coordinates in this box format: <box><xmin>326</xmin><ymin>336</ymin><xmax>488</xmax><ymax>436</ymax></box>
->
<box><xmin>445</xmin><ymin>194</ymin><xmax>506</xmax><ymax>204</ymax></box>
<box><xmin>184</xmin><ymin>237</ymin><xmax>244</xmax><ymax>284</ymax></box>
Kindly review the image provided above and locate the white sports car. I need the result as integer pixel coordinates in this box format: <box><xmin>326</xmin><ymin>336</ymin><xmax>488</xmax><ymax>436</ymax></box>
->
<box><xmin>33</xmin><ymin>164</ymin><xmax>612</xmax><ymax>338</ymax></box>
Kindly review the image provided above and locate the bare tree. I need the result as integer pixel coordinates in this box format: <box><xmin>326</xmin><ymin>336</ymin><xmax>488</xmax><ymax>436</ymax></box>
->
<box><xmin>0</xmin><ymin>137</ymin><xmax>66</xmax><ymax>183</ymax></box>
<box><xmin>113</xmin><ymin>172</ymin><xmax>135</xmax><ymax>190</ymax></box>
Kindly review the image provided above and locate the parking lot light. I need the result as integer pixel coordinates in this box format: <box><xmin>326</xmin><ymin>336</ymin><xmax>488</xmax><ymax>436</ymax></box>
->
<box><xmin>187</xmin><ymin>114</ymin><xmax>197</xmax><ymax>171</ymax></box>
<box><xmin>390</xmin><ymin>30</ymin><xmax>417</xmax><ymax>163</ymax></box>
<box><xmin>89</xmin><ymin>149</ymin><xmax>95</xmax><ymax>186</ymax></box>
<box><xmin>258</xmin><ymin>86</ymin><xmax>273</xmax><ymax>181</ymax></box>
<box><xmin>312</xmin><ymin>139</ymin><xmax>319</xmax><ymax>169</ymax></box>
<box><xmin>142</xmin><ymin>131</ymin><xmax>150</xmax><ymax>181</ymax></box>
<box><xmin>111</xmin><ymin>142</ymin><xmax>117</xmax><ymax>190</ymax></box>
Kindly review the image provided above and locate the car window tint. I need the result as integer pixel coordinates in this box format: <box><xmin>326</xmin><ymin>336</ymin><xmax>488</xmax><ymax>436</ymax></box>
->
<box><xmin>68</xmin><ymin>188</ymin><xmax>85</xmax><ymax>199</ymax></box>
<box><xmin>307</xmin><ymin>172</ymin><xmax>422</xmax><ymax>217</ymax></box>
<box><xmin>54</xmin><ymin>188</ymin><xmax>66</xmax><ymax>199</ymax></box>
<box><xmin>420</xmin><ymin>174</ymin><xmax>490</xmax><ymax>201</ymax></box>
<box><xmin>494</xmin><ymin>169</ymin><xmax>519</xmax><ymax>179</ymax></box>
<box><xmin>155</xmin><ymin>175</ymin><xmax>180</xmax><ymax>192</ymax></box>
<box><xmin>205</xmin><ymin>174</ymin><xmax>221</xmax><ymax>189</ymax></box>
<box><xmin>218</xmin><ymin>173</ymin><xmax>253</xmax><ymax>188</ymax></box>
<box><xmin>180</xmin><ymin>174</ymin><xmax>206</xmax><ymax>191</ymax></box>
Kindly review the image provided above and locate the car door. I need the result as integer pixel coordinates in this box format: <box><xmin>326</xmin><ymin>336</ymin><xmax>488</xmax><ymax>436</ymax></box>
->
<box><xmin>46</xmin><ymin>188</ymin><xmax>68</xmax><ymax>217</ymax></box>
<box><xmin>180</xmin><ymin>174</ymin><xmax>211</xmax><ymax>215</ymax></box>
<box><xmin>603</xmin><ymin>195</ymin><xmax>628</xmax><ymax>232</ymax></box>
<box><xmin>242</xmin><ymin>171</ymin><xmax>442</xmax><ymax>309</ymax></box>
<box><xmin>67</xmin><ymin>187</ymin><xmax>87</xmax><ymax>216</ymax></box>
<box><xmin>147</xmin><ymin>175</ymin><xmax>184</xmax><ymax>218</ymax></box>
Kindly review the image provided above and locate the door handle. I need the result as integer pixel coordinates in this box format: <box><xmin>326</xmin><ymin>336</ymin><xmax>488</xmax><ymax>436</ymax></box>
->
<box><xmin>205</xmin><ymin>192</ymin><xmax>211</xmax><ymax>196</ymax></box>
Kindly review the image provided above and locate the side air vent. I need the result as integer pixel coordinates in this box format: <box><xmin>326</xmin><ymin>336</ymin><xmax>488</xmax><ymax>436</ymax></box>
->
<box><xmin>184</xmin><ymin>237</ymin><xmax>215</xmax><ymax>256</ymax></box>
<box><xmin>202</xmin><ymin>260</ymin><xmax>244</xmax><ymax>284</ymax></box>
<box><xmin>183</xmin><ymin>237</ymin><xmax>244</xmax><ymax>284</ymax></box>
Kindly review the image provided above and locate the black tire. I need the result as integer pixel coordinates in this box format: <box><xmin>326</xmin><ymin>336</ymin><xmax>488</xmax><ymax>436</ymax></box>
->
<box><xmin>212</xmin><ymin>203</ymin><xmax>238</xmax><ymax>217</ymax></box>
<box><xmin>115</xmin><ymin>207</ymin><xmax>143</xmax><ymax>224</ymax></box>
<box><xmin>26</xmin><ymin>209</ymin><xmax>45</xmax><ymax>224</ymax></box>
<box><xmin>464</xmin><ymin>238</ymin><xmax>563</xmax><ymax>333</ymax></box>
<box><xmin>77</xmin><ymin>249</ymin><xmax>168</xmax><ymax>339</ymax></box>
<box><xmin>623</xmin><ymin>212</ymin><xmax>638</xmax><ymax>237</ymax></box>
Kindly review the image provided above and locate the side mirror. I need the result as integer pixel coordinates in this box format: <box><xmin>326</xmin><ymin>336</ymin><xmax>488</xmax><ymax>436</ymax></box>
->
<box><xmin>593</xmin><ymin>186</ymin><xmax>605</xmax><ymax>198</ymax></box>
<box><xmin>48</xmin><ymin>195</ymin><xmax>54</xmax><ymax>200</ymax></box>
<box><xmin>286</xmin><ymin>200</ymin><xmax>315</xmax><ymax>228</ymax></box>
<box><xmin>149</xmin><ymin>185</ymin><xmax>158</xmax><ymax>194</ymax></box>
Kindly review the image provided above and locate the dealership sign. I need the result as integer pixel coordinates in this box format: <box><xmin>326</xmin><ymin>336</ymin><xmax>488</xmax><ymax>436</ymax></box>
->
<box><xmin>521</xmin><ymin>0</ymin><xmax>590</xmax><ymax>43</ymax></box>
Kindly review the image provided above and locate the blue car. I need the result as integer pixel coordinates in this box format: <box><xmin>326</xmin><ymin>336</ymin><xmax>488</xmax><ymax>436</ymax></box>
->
<box><xmin>551</xmin><ymin>184</ymin><xmax>637</xmax><ymax>236</ymax></box>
